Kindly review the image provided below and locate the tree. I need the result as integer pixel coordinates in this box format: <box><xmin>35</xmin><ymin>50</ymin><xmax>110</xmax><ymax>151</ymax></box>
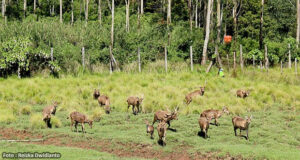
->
<box><xmin>110</xmin><ymin>0</ymin><xmax>114</xmax><ymax>73</ymax></box>
<box><xmin>188</xmin><ymin>0</ymin><xmax>192</xmax><ymax>30</ymax></box>
<box><xmin>167</xmin><ymin>0</ymin><xmax>171</xmax><ymax>44</ymax></box>
<box><xmin>125</xmin><ymin>0</ymin><xmax>130</xmax><ymax>32</ymax></box>
<box><xmin>215</xmin><ymin>0</ymin><xmax>223</xmax><ymax>67</ymax></box>
<box><xmin>98</xmin><ymin>0</ymin><xmax>102</xmax><ymax>25</ymax></box>
<box><xmin>1</xmin><ymin>0</ymin><xmax>5</xmax><ymax>17</ymax></box>
<box><xmin>141</xmin><ymin>0</ymin><xmax>144</xmax><ymax>15</ymax></box>
<box><xmin>34</xmin><ymin>0</ymin><xmax>36</xmax><ymax>14</ymax></box>
<box><xmin>71</xmin><ymin>0</ymin><xmax>74</xmax><ymax>24</ymax></box>
<box><xmin>259</xmin><ymin>0</ymin><xmax>264</xmax><ymax>50</ymax></box>
<box><xmin>297</xmin><ymin>0</ymin><xmax>300</xmax><ymax>46</ymax></box>
<box><xmin>60</xmin><ymin>0</ymin><xmax>62</xmax><ymax>23</ymax></box>
<box><xmin>201</xmin><ymin>0</ymin><xmax>213</xmax><ymax>65</ymax></box>
<box><xmin>24</xmin><ymin>0</ymin><xmax>27</xmax><ymax>18</ymax></box>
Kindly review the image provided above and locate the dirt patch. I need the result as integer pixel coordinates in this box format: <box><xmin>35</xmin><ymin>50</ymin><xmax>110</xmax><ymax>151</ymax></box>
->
<box><xmin>0</xmin><ymin>128</ymin><xmax>238</xmax><ymax>160</ymax></box>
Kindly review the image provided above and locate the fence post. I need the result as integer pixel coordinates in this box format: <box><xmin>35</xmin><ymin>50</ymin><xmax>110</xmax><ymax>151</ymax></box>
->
<box><xmin>82</xmin><ymin>47</ymin><xmax>85</xmax><ymax>68</ymax></box>
<box><xmin>240</xmin><ymin>44</ymin><xmax>243</xmax><ymax>70</ymax></box>
<box><xmin>296</xmin><ymin>58</ymin><xmax>298</xmax><ymax>76</ymax></box>
<box><xmin>190</xmin><ymin>46</ymin><xmax>193</xmax><ymax>71</ymax></box>
<box><xmin>253</xmin><ymin>55</ymin><xmax>255</xmax><ymax>67</ymax></box>
<box><xmin>164</xmin><ymin>45</ymin><xmax>168</xmax><ymax>73</ymax></box>
<box><xmin>288</xmin><ymin>43</ymin><xmax>291</xmax><ymax>69</ymax></box>
<box><xmin>265</xmin><ymin>44</ymin><xmax>269</xmax><ymax>71</ymax></box>
<box><xmin>138</xmin><ymin>47</ymin><xmax>141</xmax><ymax>72</ymax></box>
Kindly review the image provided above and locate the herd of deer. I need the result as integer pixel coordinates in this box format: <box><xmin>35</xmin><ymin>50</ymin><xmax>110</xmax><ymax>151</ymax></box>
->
<box><xmin>42</xmin><ymin>86</ymin><xmax>252</xmax><ymax>146</ymax></box>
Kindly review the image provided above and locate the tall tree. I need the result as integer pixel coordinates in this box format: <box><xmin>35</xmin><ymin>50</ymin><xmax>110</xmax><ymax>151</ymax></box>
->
<box><xmin>1</xmin><ymin>0</ymin><xmax>5</xmax><ymax>17</ymax></box>
<box><xmin>195</xmin><ymin>0</ymin><xmax>198</xmax><ymax>28</ymax></box>
<box><xmin>232</xmin><ymin>0</ymin><xmax>242</xmax><ymax>70</ymax></box>
<box><xmin>201</xmin><ymin>0</ymin><xmax>213</xmax><ymax>65</ymax></box>
<box><xmin>167</xmin><ymin>0</ymin><xmax>171</xmax><ymax>44</ymax></box>
<box><xmin>259</xmin><ymin>0</ymin><xmax>264</xmax><ymax>50</ymax></box>
<box><xmin>214</xmin><ymin>0</ymin><xmax>223</xmax><ymax>67</ymax></box>
<box><xmin>297</xmin><ymin>0</ymin><xmax>300</xmax><ymax>46</ymax></box>
<box><xmin>141</xmin><ymin>0</ymin><xmax>144</xmax><ymax>15</ymax></box>
<box><xmin>98</xmin><ymin>0</ymin><xmax>102</xmax><ymax>25</ymax></box>
<box><xmin>110</xmin><ymin>0</ymin><xmax>115</xmax><ymax>73</ymax></box>
<box><xmin>85</xmin><ymin>0</ymin><xmax>89</xmax><ymax>24</ymax></box>
<box><xmin>188</xmin><ymin>0</ymin><xmax>192</xmax><ymax>30</ymax></box>
<box><xmin>60</xmin><ymin>0</ymin><xmax>62</xmax><ymax>23</ymax></box>
<box><xmin>24</xmin><ymin>0</ymin><xmax>26</xmax><ymax>18</ymax></box>
<box><xmin>34</xmin><ymin>0</ymin><xmax>36</xmax><ymax>14</ymax></box>
<box><xmin>71</xmin><ymin>0</ymin><xmax>74</xmax><ymax>24</ymax></box>
<box><xmin>125</xmin><ymin>0</ymin><xmax>130</xmax><ymax>32</ymax></box>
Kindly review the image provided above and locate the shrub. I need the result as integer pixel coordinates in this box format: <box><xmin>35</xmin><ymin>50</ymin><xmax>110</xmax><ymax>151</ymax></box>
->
<box><xmin>20</xmin><ymin>105</ymin><xmax>32</xmax><ymax>115</ymax></box>
<box><xmin>51</xmin><ymin>116</ymin><xmax>62</xmax><ymax>128</ymax></box>
<box><xmin>30</xmin><ymin>114</ymin><xmax>46</xmax><ymax>129</ymax></box>
<box><xmin>92</xmin><ymin>109</ymin><xmax>104</xmax><ymax>122</ymax></box>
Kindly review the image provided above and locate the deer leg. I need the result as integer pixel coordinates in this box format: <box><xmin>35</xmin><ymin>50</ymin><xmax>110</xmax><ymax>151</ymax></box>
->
<box><xmin>132</xmin><ymin>106</ymin><xmax>136</xmax><ymax>114</ymax></box>
<box><xmin>75</xmin><ymin>122</ymin><xmax>78</xmax><ymax>132</ymax></box>
<box><xmin>167</xmin><ymin>121</ymin><xmax>170</xmax><ymax>128</ymax></box>
<box><xmin>234</xmin><ymin>127</ymin><xmax>237</xmax><ymax>136</ymax></box>
<box><xmin>152</xmin><ymin>117</ymin><xmax>156</xmax><ymax>125</ymax></box>
<box><xmin>82</xmin><ymin>123</ymin><xmax>85</xmax><ymax>133</ymax></box>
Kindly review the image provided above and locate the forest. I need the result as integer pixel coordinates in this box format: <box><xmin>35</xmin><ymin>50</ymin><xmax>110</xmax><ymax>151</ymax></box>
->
<box><xmin>0</xmin><ymin>0</ymin><xmax>300</xmax><ymax>76</ymax></box>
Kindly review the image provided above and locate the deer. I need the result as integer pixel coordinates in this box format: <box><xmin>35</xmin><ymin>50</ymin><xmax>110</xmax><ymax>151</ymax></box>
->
<box><xmin>185</xmin><ymin>81</ymin><xmax>207</xmax><ymax>105</ymax></box>
<box><xmin>42</xmin><ymin>102</ymin><xmax>58</xmax><ymax>128</ymax></box>
<box><xmin>232</xmin><ymin>115</ymin><xmax>252</xmax><ymax>140</ymax></box>
<box><xmin>68</xmin><ymin>111</ymin><xmax>93</xmax><ymax>133</ymax></box>
<box><xmin>200</xmin><ymin>106</ymin><xmax>229</xmax><ymax>126</ymax></box>
<box><xmin>98</xmin><ymin>95</ymin><xmax>110</xmax><ymax>107</ymax></box>
<box><xmin>93</xmin><ymin>89</ymin><xmax>100</xmax><ymax>99</ymax></box>
<box><xmin>198</xmin><ymin>116</ymin><xmax>211</xmax><ymax>139</ymax></box>
<box><xmin>152</xmin><ymin>107</ymin><xmax>178</xmax><ymax>129</ymax></box>
<box><xmin>145</xmin><ymin>120</ymin><xmax>154</xmax><ymax>139</ymax></box>
<box><xmin>104</xmin><ymin>106</ymin><xmax>111</xmax><ymax>114</ymax></box>
<box><xmin>127</xmin><ymin>96</ymin><xmax>144</xmax><ymax>115</ymax></box>
<box><xmin>157</xmin><ymin>121</ymin><xmax>167</xmax><ymax>146</ymax></box>
<box><xmin>236</xmin><ymin>90</ymin><xmax>250</xmax><ymax>98</ymax></box>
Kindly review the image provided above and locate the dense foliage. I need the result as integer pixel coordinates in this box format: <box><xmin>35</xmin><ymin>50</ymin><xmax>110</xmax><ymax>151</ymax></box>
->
<box><xmin>0</xmin><ymin>0</ymin><xmax>300</xmax><ymax>75</ymax></box>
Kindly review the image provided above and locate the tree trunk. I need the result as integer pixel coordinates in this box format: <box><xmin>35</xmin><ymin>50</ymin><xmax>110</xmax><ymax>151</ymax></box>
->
<box><xmin>2</xmin><ymin>0</ymin><xmax>5</xmax><ymax>17</ymax></box>
<box><xmin>24</xmin><ymin>0</ymin><xmax>26</xmax><ymax>18</ymax></box>
<box><xmin>85</xmin><ymin>0</ymin><xmax>89</xmax><ymax>25</ymax></box>
<box><xmin>51</xmin><ymin>48</ymin><xmax>54</xmax><ymax>61</ymax></box>
<box><xmin>227</xmin><ymin>54</ymin><xmax>230</xmax><ymax>71</ymax></box>
<box><xmin>265</xmin><ymin>44</ymin><xmax>268</xmax><ymax>71</ymax></box>
<box><xmin>60</xmin><ymin>0</ymin><xmax>62</xmax><ymax>23</ymax></box>
<box><xmin>110</xmin><ymin>0</ymin><xmax>114</xmax><ymax>73</ymax></box>
<box><xmin>165</xmin><ymin>45</ymin><xmax>168</xmax><ymax>73</ymax></box>
<box><xmin>253</xmin><ymin>55</ymin><xmax>255</xmax><ymax>66</ymax></box>
<box><xmin>98</xmin><ymin>0</ymin><xmax>102</xmax><ymax>25</ymax></box>
<box><xmin>297</xmin><ymin>0</ymin><xmax>300</xmax><ymax>47</ymax></box>
<box><xmin>34</xmin><ymin>0</ymin><xmax>36</xmax><ymax>14</ymax></box>
<box><xmin>280</xmin><ymin>60</ymin><xmax>283</xmax><ymax>74</ymax></box>
<box><xmin>141</xmin><ymin>0</ymin><xmax>144</xmax><ymax>15</ymax></box>
<box><xmin>195</xmin><ymin>0</ymin><xmax>198</xmax><ymax>28</ymax></box>
<box><xmin>167</xmin><ymin>0</ymin><xmax>171</xmax><ymax>45</ymax></box>
<box><xmin>106</xmin><ymin>0</ymin><xmax>111</xmax><ymax>11</ymax></box>
<box><xmin>233</xmin><ymin>0</ymin><xmax>237</xmax><ymax>56</ymax></box>
<box><xmin>289</xmin><ymin>43</ymin><xmax>291</xmax><ymax>69</ymax></box>
<box><xmin>201</xmin><ymin>0</ymin><xmax>213</xmax><ymax>65</ymax></box>
<box><xmin>233</xmin><ymin>51</ymin><xmax>236</xmax><ymax>70</ymax></box>
<box><xmin>214</xmin><ymin>0</ymin><xmax>223</xmax><ymax>68</ymax></box>
<box><xmin>82</xmin><ymin>47</ymin><xmax>85</xmax><ymax>68</ymax></box>
<box><xmin>295</xmin><ymin>58</ymin><xmax>298</xmax><ymax>75</ymax></box>
<box><xmin>71</xmin><ymin>0</ymin><xmax>74</xmax><ymax>24</ymax></box>
<box><xmin>259</xmin><ymin>0</ymin><xmax>264</xmax><ymax>50</ymax></box>
<box><xmin>138</xmin><ymin>47</ymin><xmax>141</xmax><ymax>72</ymax></box>
<box><xmin>125</xmin><ymin>0</ymin><xmax>130</xmax><ymax>32</ymax></box>
<box><xmin>188</xmin><ymin>0</ymin><xmax>192</xmax><ymax>31</ymax></box>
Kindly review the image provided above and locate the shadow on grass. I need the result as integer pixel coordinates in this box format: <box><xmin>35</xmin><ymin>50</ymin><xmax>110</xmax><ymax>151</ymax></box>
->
<box><xmin>157</xmin><ymin>139</ymin><xmax>166</xmax><ymax>146</ymax></box>
<box><xmin>167</xmin><ymin>128</ymin><xmax>177</xmax><ymax>132</ymax></box>
<box><xmin>198</xmin><ymin>131</ymin><xmax>209</xmax><ymax>139</ymax></box>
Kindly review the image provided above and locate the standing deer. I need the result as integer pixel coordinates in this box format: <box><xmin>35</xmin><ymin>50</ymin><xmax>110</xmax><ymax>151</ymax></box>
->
<box><xmin>68</xmin><ymin>111</ymin><xmax>93</xmax><ymax>133</ymax></box>
<box><xmin>152</xmin><ymin>107</ymin><xmax>178</xmax><ymax>129</ymax></box>
<box><xmin>98</xmin><ymin>95</ymin><xmax>110</xmax><ymax>107</ymax></box>
<box><xmin>145</xmin><ymin>120</ymin><xmax>154</xmax><ymax>139</ymax></box>
<box><xmin>232</xmin><ymin>115</ymin><xmax>252</xmax><ymax>140</ymax></box>
<box><xmin>198</xmin><ymin>116</ymin><xmax>211</xmax><ymax>139</ymax></box>
<box><xmin>236</xmin><ymin>90</ymin><xmax>250</xmax><ymax>98</ymax></box>
<box><xmin>93</xmin><ymin>89</ymin><xmax>100</xmax><ymax>99</ymax></box>
<box><xmin>127</xmin><ymin>96</ymin><xmax>144</xmax><ymax>115</ymax></box>
<box><xmin>157</xmin><ymin>121</ymin><xmax>167</xmax><ymax>146</ymax></box>
<box><xmin>42</xmin><ymin>102</ymin><xmax>58</xmax><ymax>128</ymax></box>
<box><xmin>200</xmin><ymin>106</ymin><xmax>229</xmax><ymax>126</ymax></box>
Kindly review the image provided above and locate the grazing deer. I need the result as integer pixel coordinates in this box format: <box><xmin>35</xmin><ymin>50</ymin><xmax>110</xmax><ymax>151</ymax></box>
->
<box><xmin>200</xmin><ymin>106</ymin><xmax>229</xmax><ymax>126</ymax></box>
<box><xmin>198</xmin><ymin>116</ymin><xmax>211</xmax><ymax>139</ymax></box>
<box><xmin>185</xmin><ymin>87</ymin><xmax>205</xmax><ymax>105</ymax></box>
<box><xmin>236</xmin><ymin>90</ymin><xmax>250</xmax><ymax>98</ymax></box>
<box><xmin>157</xmin><ymin>121</ymin><xmax>167</xmax><ymax>146</ymax></box>
<box><xmin>42</xmin><ymin>102</ymin><xmax>58</xmax><ymax>128</ymax></box>
<box><xmin>145</xmin><ymin>120</ymin><xmax>154</xmax><ymax>139</ymax></box>
<box><xmin>104</xmin><ymin>106</ymin><xmax>111</xmax><ymax>114</ymax></box>
<box><xmin>98</xmin><ymin>95</ymin><xmax>110</xmax><ymax>107</ymax></box>
<box><xmin>93</xmin><ymin>89</ymin><xmax>100</xmax><ymax>99</ymax></box>
<box><xmin>232</xmin><ymin>115</ymin><xmax>252</xmax><ymax>140</ymax></box>
<box><xmin>152</xmin><ymin>107</ymin><xmax>178</xmax><ymax>128</ymax></box>
<box><xmin>127</xmin><ymin>96</ymin><xmax>144</xmax><ymax>115</ymax></box>
<box><xmin>68</xmin><ymin>111</ymin><xmax>93</xmax><ymax>133</ymax></box>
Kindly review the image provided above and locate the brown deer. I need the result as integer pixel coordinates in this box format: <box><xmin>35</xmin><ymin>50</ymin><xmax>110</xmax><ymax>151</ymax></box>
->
<box><xmin>145</xmin><ymin>120</ymin><xmax>154</xmax><ymax>139</ymax></box>
<box><xmin>152</xmin><ymin>107</ymin><xmax>178</xmax><ymax>129</ymax></box>
<box><xmin>185</xmin><ymin>86</ymin><xmax>206</xmax><ymax>105</ymax></box>
<box><xmin>42</xmin><ymin>102</ymin><xmax>58</xmax><ymax>128</ymax></box>
<box><xmin>68</xmin><ymin>111</ymin><xmax>93</xmax><ymax>133</ymax></box>
<box><xmin>198</xmin><ymin>116</ymin><xmax>211</xmax><ymax>139</ymax></box>
<box><xmin>232</xmin><ymin>115</ymin><xmax>252</xmax><ymax>140</ymax></box>
<box><xmin>98</xmin><ymin>95</ymin><xmax>110</xmax><ymax>107</ymax></box>
<box><xmin>157</xmin><ymin>121</ymin><xmax>167</xmax><ymax>146</ymax></box>
<box><xmin>200</xmin><ymin>106</ymin><xmax>229</xmax><ymax>126</ymax></box>
<box><xmin>93</xmin><ymin>89</ymin><xmax>100</xmax><ymax>99</ymax></box>
<box><xmin>104</xmin><ymin>106</ymin><xmax>111</xmax><ymax>114</ymax></box>
<box><xmin>236</xmin><ymin>90</ymin><xmax>250</xmax><ymax>98</ymax></box>
<box><xmin>127</xmin><ymin>96</ymin><xmax>144</xmax><ymax>115</ymax></box>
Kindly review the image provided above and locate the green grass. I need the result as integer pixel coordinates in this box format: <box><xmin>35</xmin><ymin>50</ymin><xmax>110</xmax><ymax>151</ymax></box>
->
<box><xmin>0</xmin><ymin>67</ymin><xmax>299</xmax><ymax>159</ymax></box>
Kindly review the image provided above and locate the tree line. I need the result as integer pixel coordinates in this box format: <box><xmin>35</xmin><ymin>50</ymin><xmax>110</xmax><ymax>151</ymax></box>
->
<box><xmin>0</xmin><ymin>0</ymin><xmax>300</xmax><ymax>76</ymax></box>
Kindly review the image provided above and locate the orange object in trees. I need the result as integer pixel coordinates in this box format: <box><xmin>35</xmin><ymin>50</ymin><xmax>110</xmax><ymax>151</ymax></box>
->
<box><xmin>224</xmin><ymin>35</ymin><xmax>232</xmax><ymax>44</ymax></box>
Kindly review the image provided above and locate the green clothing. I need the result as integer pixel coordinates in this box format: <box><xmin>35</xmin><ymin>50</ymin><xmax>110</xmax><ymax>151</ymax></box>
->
<box><xmin>219</xmin><ymin>70</ymin><xmax>224</xmax><ymax>77</ymax></box>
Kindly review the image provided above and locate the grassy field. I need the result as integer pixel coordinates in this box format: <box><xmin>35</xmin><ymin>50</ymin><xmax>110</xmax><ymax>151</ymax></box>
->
<box><xmin>0</xmin><ymin>66</ymin><xmax>299</xmax><ymax>159</ymax></box>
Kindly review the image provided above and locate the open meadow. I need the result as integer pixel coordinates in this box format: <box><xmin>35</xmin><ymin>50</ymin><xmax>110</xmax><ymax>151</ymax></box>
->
<box><xmin>0</xmin><ymin>67</ymin><xmax>300</xmax><ymax>160</ymax></box>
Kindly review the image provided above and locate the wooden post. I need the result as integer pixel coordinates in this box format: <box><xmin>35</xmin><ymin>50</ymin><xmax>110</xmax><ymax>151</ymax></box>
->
<box><xmin>226</xmin><ymin>54</ymin><xmax>230</xmax><ymax>71</ymax></box>
<box><xmin>233</xmin><ymin>51</ymin><xmax>236</xmax><ymax>70</ymax></box>
<box><xmin>296</xmin><ymin>58</ymin><xmax>298</xmax><ymax>75</ymax></box>
<box><xmin>280</xmin><ymin>60</ymin><xmax>283</xmax><ymax>74</ymax></box>
<box><xmin>164</xmin><ymin>45</ymin><xmax>168</xmax><ymax>73</ymax></box>
<box><xmin>288</xmin><ymin>43</ymin><xmax>291</xmax><ymax>69</ymax></box>
<box><xmin>50</xmin><ymin>48</ymin><xmax>54</xmax><ymax>61</ymax></box>
<box><xmin>260</xmin><ymin>60</ymin><xmax>262</xmax><ymax>71</ymax></box>
<box><xmin>109</xmin><ymin>45</ymin><xmax>113</xmax><ymax>74</ymax></box>
<box><xmin>265</xmin><ymin>44</ymin><xmax>269</xmax><ymax>71</ymax></box>
<box><xmin>18</xmin><ymin>66</ymin><xmax>21</xmax><ymax>79</ymax></box>
<box><xmin>190</xmin><ymin>46</ymin><xmax>193</xmax><ymax>71</ymax></box>
<box><xmin>138</xmin><ymin>47</ymin><xmax>141</xmax><ymax>72</ymax></box>
<box><xmin>240</xmin><ymin>44</ymin><xmax>243</xmax><ymax>70</ymax></box>
<box><xmin>253</xmin><ymin>55</ymin><xmax>255</xmax><ymax>67</ymax></box>
<box><xmin>82</xmin><ymin>47</ymin><xmax>85</xmax><ymax>68</ymax></box>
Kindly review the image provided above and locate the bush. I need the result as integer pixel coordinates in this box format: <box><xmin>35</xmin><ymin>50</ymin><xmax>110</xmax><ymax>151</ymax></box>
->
<box><xmin>92</xmin><ymin>109</ymin><xmax>104</xmax><ymax>122</ymax></box>
<box><xmin>30</xmin><ymin>114</ymin><xmax>46</xmax><ymax>129</ymax></box>
<box><xmin>20</xmin><ymin>105</ymin><xmax>32</xmax><ymax>115</ymax></box>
